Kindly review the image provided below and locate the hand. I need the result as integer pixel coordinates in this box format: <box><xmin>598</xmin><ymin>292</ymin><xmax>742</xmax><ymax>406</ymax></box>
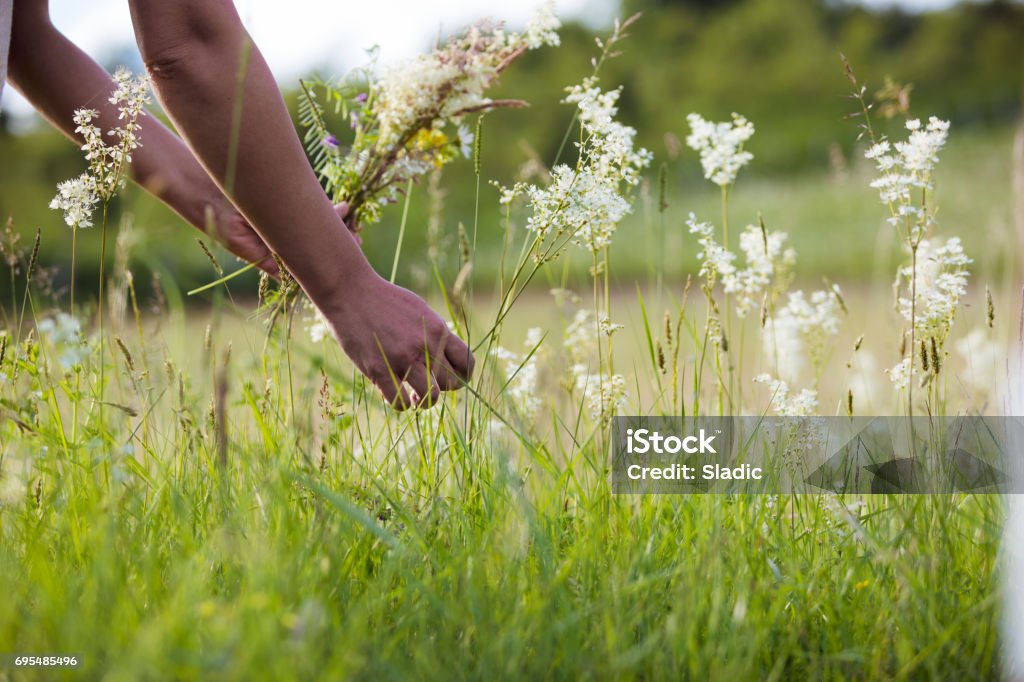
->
<box><xmin>203</xmin><ymin>200</ymin><xmax>360</xmax><ymax>276</ymax></box>
<box><xmin>322</xmin><ymin>271</ymin><xmax>475</xmax><ymax>409</ymax></box>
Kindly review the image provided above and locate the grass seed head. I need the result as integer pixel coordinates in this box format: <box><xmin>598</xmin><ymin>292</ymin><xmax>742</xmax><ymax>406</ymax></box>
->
<box><xmin>26</xmin><ymin>229</ymin><xmax>41</xmax><ymax>286</ymax></box>
<box><xmin>986</xmin><ymin>285</ymin><xmax>994</xmax><ymax>328</ymax></box>
<box><xmin>197</xmin><ymin>238</ymin><xmax>223</xmax><ymax>276</ymax></box>
<box><xmin>116</xmin><ymin>337</ymin><xmax>135</xmax><ymax>372</ymax></box>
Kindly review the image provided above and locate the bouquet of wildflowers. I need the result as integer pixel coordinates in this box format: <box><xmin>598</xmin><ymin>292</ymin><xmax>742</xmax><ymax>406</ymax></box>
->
<box><xmin>298</xmin><ymin>3</ymin><xmax>561</xmax><ymax>229</ymax></box>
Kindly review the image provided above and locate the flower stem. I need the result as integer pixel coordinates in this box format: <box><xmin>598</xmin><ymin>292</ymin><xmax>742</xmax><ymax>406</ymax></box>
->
<box><xmin>71</xmin><ymin>225</ymin><xmax>78</xmax><ymax>313</ymax></box>
<box><xmin>99</xmin><ymin>204</ymin><xmax>109</xmax><ymax>411</ymax></box>
<box><xmin>390</xmin><ymin>180</ymin><xmax>414</xmax><ymax>283</ymax></box>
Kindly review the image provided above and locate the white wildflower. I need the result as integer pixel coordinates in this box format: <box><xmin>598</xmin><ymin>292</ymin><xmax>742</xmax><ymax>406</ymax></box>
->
<box><xmin>686</xmin><ymin>113</ymin><xmax>755</xmax><ymax>187</ymax></box>
<box><xmin>49</xmin><ymin>174</ymin><xmax>99</xmax><ymax>229</ymax></box>
<box><xmin>37</xmin><ymin>312</ymin><xmax>86</xmax><ymax>369</ymax></box>
<box><xmin>307</xmin><ymin>307</ymin><xmax>331</xmax><ymax>344</ymax></box>
<box><xmin>492</xmin><ymin>329</ymin><xmax>545</xmax><ymax>419</ymax></box>
<box><xmin>524</xmin><ymin>1</ymin><xmax>562</xmax><ymax>49</ymax></box>
<box><xmin>598</xmin><ymin>315</ymin><xmax>624</xmax><ymax>337</ymax></box>
<box><xmin>565</xmin><ymin>309</ymin><xmax>596</xmax><ymax>365</ymax></box>
<box><xmin>108</xmin><ymin>67</ymin><xmax>151</xmax><ymax>166</ymax></box>
<box><xmin>753</xmin><ymin>373</ymin><xmax>818</xmax><ymax>416</ymax></box>
<box><xmin>897</xmin><ymin>237</ymin><xmax>971</xmax><ymax>342</ymax></box>
<box><xmin>688</xmin><ymin>213</ymin><xmax>736</xmax><ymax>281</ymax></box>
<box><xmin>865</xmin><ymin>116</ymin><xmax>949</xmax><ymax>233</ymax></box>
<box><xmin>523</xmin><ymin>166</ymin><xmax>632</xmax><ymax>250</ymax></box>
<box><xmin>688</xmin><ymin>212</ymin><xmax>793</xmax><ymax>317</ymax></box>
<box><xmin>50</xmin><ymin>69</ymin><xmax>151</xmax><ymax>228</ymax></box>
<box><xmin>564</xmin><ymin>77</ymin><xmax>652</xmax><ymax>186</ymax></box>
<box><xmin>510</xmin><ymin>77</ymin><xmax>651</xmax><ymax>253</ymax></box>
<box><xmin>572</xmin><ymin>365</ymin><xmax>628</xmax><ymax>422</ymax></box>
<box><xmin>763</xmin><ymin>289</ymin><xmax>843</xmax><ymax>380</ymax></box>
<box><xmin>886</xmin><ymin>357</ymin><xmax>914</xmax><ymax>390</ymax></box>
<box><xmin>456</xmin><ymin>124</ymin><xmax>474</xmax><ymax>158</ymax></box>
<box><xmin>374</xmin><ymin>7</ymin><xmax>559</xmax><ymax>150</ymax></box>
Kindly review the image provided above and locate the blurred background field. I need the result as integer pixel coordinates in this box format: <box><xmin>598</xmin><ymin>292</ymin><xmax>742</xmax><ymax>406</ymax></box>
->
<box><xmin>1</xmin><ymin>0</ymin><xmax>1022</xmax><ymax>298</ymax></box>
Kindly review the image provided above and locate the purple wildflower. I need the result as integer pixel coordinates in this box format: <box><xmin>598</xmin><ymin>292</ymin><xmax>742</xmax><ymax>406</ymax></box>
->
<box><xmin>322</xmin><ymin>133</ymin><xmax>340</xmax><ymax>150</ymax></box>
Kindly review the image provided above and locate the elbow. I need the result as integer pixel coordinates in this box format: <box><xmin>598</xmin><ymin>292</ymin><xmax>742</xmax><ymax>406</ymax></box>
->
<box><xmin>140</xmin><ymin>40</ymin><xmax>196</xmax><ymax>83</ymax></box>
<box><xmin>134</xmin><ymin>5</ymin><xmax>244</xmax><ymax>84</ymax></box>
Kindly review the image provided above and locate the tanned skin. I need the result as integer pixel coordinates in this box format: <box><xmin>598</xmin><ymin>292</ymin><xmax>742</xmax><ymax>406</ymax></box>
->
<box><xmin>8</xmin><ymin>0</ymin><xmax>474</xmax><ymax>409</ymax></box>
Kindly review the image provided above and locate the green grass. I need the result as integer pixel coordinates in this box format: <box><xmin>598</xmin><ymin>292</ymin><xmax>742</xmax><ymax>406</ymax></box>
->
<box><xmin>0</xmin><ymin>275</ymin><xmax>1008</xmax><ymax>680</ymax></box>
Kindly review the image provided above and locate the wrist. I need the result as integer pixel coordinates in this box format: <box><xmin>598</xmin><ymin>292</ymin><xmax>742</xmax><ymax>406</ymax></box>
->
<box><xmin>306</xmin><ymin>249</ymin><xmax>381</xmax><ymax>322</ymax></box>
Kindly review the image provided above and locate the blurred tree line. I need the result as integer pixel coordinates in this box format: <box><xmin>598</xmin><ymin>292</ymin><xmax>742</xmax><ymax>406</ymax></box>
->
<box><xmin>1</xmin><ymin>0</ymin><xmax>1021</xmax><ymax>297</ymax></box>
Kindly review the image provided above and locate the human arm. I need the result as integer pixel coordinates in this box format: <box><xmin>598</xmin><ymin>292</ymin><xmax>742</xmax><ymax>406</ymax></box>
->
<box><xmin>7</xmin><ymin>0</ymin><xmax>278</xmax><ymax>273</ymax></box>
<box><xmin>125</xmin><ymin>0</ymin><xmax>473</xmax><ymax>406</ymax></box>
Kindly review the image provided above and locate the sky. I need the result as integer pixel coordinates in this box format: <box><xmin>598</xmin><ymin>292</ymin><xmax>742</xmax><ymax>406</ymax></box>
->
<box><xmin>1</xmin><ymin>0</ymin><xmax>956</xmax><ymax>124</ymax></box>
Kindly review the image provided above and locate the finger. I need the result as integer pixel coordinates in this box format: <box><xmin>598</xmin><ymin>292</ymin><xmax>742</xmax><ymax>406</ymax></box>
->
<box><xmin>416</xmin><ymin>325</ymin><xmax>459</xmax><ymax>391</ymax></box>
<box><xmin>333</xmin><ymin>202</ymin><xmax>360</xmax><ymax>241</ymax></box>
<box><xmin>374</xmin><ymin>371</ymin><xmax>414</xmax><ymax>411</ymax></box>
<box><xmin>425</xmin><ymin>351</ymin><xmax>463</xmax><ymax>391</ymax></box>
<box><xmin>443</xmin><ymin>333</ymin><xmax>475</xmax><ymax>381</ymax></box>
<box><xmin>225</xmin><ymin>229</ymin><xmax>280</xmax><ymax>278</ymax></box>
<box><xmin>406</xmin><ymin>365</ymin><xmax>441</xmax><ymax>407</ymax></box>
<box><xmin>252</xmin><ymin>252</ymin><xmax>280</xmax><ymax>278</ymax></box>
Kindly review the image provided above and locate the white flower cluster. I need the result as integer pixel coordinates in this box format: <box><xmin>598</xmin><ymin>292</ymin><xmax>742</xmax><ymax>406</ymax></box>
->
<box><xmin>686</xmin><ymin>113</ymin><xmax>755</xmax><ymax>187</ymax></box>
<box><xmin>503</xmin><ymin>77</ymin><xmax>651</xmax><ymax>252</ymax></box>
<box><xmin>688</xmin><ymin>213</ymin><xmax>794</xmax><ymax>317</ymax></box>
<box><xmin>763</xmin><ymin>289</ymin><xmax>843</xmax><ymax>380</ymax></box>
<box><xmin>687</xmin><ymin>213</ymin><xmax>734</xmax><ymax>279</ymax></box>
<box><xmin>492</xmin><ymin>328</ymin><xmax>545</xmax><ymax>419</ymax></box>
<box><xmin>50</xmin><ymin>175</ymin><xmax>100</xmax><ymax>229</ymax></box>
<box><xmin>519</xmin><ymin>166</ymin><xmax>632</xmax><ymax>252</ymax></box>
<box><xmin>885</xmin><ymin>357</ymin><xmax>914</xmax><ymax>391</ymax></box>
<box><xmin>374</xmin><ymin>5</ymin><xmax>561</xmax><ymax>149</ymax></box>
<box><xmin>753</xmin><ymin>374</ymin><xmax>818</xmax><ymax>416</ymax></box>
<box><xmin>897</xmin><ymin>237</ymin><xmax>971</xmax><ymax>342</ymax></box>
<box><xmin>571</xmin><ymin>366</ymin><xmax>628</xmax><ymax>422</ymax></box>
<box><xmin>865</xmin><ymin>117</ymin><xmax>949</xmax><ymax>232</ymax></box>
<box><xmin>49</xmin><ymin>68</ymin><xmax>151</xmax><ymax>229</ymax></box>
<box><xmin>598</xmin><ymin>315</ymin><xmax>624</xmax><ymax>337</ymax></box>
<box><xmin>307</xmin><ymin>305</ymin><xmax>331</xmax><ymax>344</ymax></box>
<box><xmin>108</xmin><ymin>67</ymin><xmax>151</xmax><ymax>164</ymax></box>
<box><xmin>37</xmin><ymin>312</ymin><xmax>86</xmax><ymax>369</ymax></box>
<box><xmin>563</xmin><ymin>78</ymin><xmax>651</xmax><ymax>186</ymax></box>
<box><xmin>524</xmin><ymin>1</ymin><xmax>562</xmax><ymax>49</ymax></box>
<box><xmin>561</xmin><ymin>307</ymin><xmax>628</xmax><ymax>421</ymax></box>
<box><xmin>564</xmin><ymin>309</ymin><xmax>596</xmax><ymax>364</ymax></box>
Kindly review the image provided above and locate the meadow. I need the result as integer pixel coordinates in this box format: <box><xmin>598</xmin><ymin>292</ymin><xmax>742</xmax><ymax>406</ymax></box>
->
<box><xmin>1</xmin><ymin>8</ymin><xmax>1022</xmax><ymax>681</ymax></box>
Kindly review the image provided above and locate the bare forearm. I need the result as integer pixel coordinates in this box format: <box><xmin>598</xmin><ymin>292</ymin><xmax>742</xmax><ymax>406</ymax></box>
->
<box><xmin>127</xmin><ymin>0</ymin><xmax>374</xmax><ymax>308</ymax></box>
<box><xmin>7</xmin><ymin>5</ymin><xmax>227</xmax><ymax>232</ymax></box>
